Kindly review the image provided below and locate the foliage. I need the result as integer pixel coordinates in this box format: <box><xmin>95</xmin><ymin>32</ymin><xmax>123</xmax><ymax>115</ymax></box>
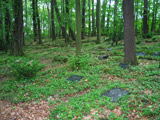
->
<box><xmin>68</xmin><ymin>54</ymin><xmax>90</xmax><ymax>70</ymax></box>
<box><xmin>9</xmin><ymin>58</ymin><xmax>44</xmax><ymax>80</ymax></box>
<box><xmin>52</xmin><ymin>54</ymin><xmax>68</xmax><ymax>63</ymax></box>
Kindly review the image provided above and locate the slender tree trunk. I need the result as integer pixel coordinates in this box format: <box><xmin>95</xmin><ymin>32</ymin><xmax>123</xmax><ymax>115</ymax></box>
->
<box><xmin>101</xmin><ymin>1</ymin><xmax>107</xmax><ymax>36</ymax></box>
<box><xmin>96</xmin><ymin>0</ymin><xmax>101</xmax><ymax>44</ymax></box>
<box><xmin>66</xmin><ymin>0</ymin><xmax>76</xmax><ymax>41</ymax></box>
<box><xmin>123</xmin><ymin>0</ymin><xmax>137</xmax><ymax>65</ymax></box>
<box><xmin>25</xmin><ymin>0</ymin><xmax>28</xmax><ymax>36</ymax></box>
<box><xmin>32</xmin><ymin>0</ymin><xmax>37</xmax><ymax>42</ymax></box>
<box><xmin>53</xmin><ymin>0</ymin><xmax>66</xmax><ymax>39</ymax></box>
<box><xmin>75</xmin><ymin>0</ymin><xmax>81</xmax><ymax>56</ymax></box>
<box><xmin>51</xmin><ymin>0</ymin><xmax>56</xmax><ymax>40</ymax></box>
<box><xmin>35</xmin><ymin>0</ymin><xmax>41</xmax><ymax>44</ymax></box>
<box><xmin>151</xmin><ymin>0</ymin><xmax>155</xmax><ymax>33</ymax></box>
<box><xmin>92</xmin><ymin>0</ymin><xmax>95</xmax><ymax>36</ymax></box>
<box><xmin>46</xmin><ymin>2</ymin><xmax>52</xmax><ymax>38</ymax></box>
<box><xmin>5</xmin><ymin>1</ymin><xmax>11</xmax><ymax>52</ymax></box>
<box><xmin>107</xmin><ymin>0</ymin><xmax>111</xmax><ymax>34</ymax></box>
<box><xmin>12</xmin><ymin>0</ymin><xmax>24</xmax><ymax>55</ymax></box>
<box><xmin>111</xmin><ymin>0</ymin><xmax>119</xmax><ymax>46</ymax></box>
<box><xmin>143</xmin><ymin>0</ymin><xmax>149</xmax><ymax>37</ymax></box>
<box><xmin>152</xmin><ymin>0</ymin><xmax>159</xmax><ymax>33</ymax></box>
<box><xmin>135</xmin><ymin>0</ymin><xmax>138</xmax><ymax>36</ymax></box>
<box><xmin>82</xmin><ymin>0</ymin><xmax>86</xmax><ymax>39</ymax></box>
<box><xmin>88</xmin><ymin>0</ymin><xmax>91</xmax><ymax>37</ymax></box>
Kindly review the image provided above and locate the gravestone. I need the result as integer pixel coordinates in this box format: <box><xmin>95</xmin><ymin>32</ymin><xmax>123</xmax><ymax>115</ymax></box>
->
<box><xmin>107</xmin><ymin>48</ymin><xmax>113</xmax><ymax>51</ymax></box>
<box><xmin>119</xmin><ymin>63</ymin><xmax>129</xmax><ymax>69</ymax></box>
<box><xmin>66</xmin><ymin>75</ymin><xmax>84</xmax><ymax>82</ymax></box>
<box><xmin>101</xmin><ymin>88</ymin><xmax>129</xmax><ymax>102</ymax></box>
<box><xmin>153</xmin><ymin>51</ymin><xmax>160</xmax><ymax>56</ymax></box>
<box><xmin>98</xmin><ymin>54</ymin><xmax>109</xmax><ymax>60</ymax></box>
<box><xmin>136</xmin><ymin>53</ymin><xmax>145</xmax><ymax>56</ymax></box>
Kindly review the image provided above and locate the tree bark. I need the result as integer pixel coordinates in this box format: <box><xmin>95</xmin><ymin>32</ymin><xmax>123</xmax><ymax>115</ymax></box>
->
<box><xmin>46</xmin><ymin>2</ymin><xmax>52</xmax><ymax>38</ymax></box>
<box><xmin>75</xmin><ymin>0</ymin><xmax>81</xmax><ymax>56</ymax></box>
<box><xmin>92</xmin><ymin>0</ymin><xmax>95</xmax><ymax>36</ymax></box>
<box><xmin>32</xmin><ymin>0</ymin><xmax>37</xmax><ymax>42</ymax></box>
<box><xmin>53</xmin><ymin>0</ymin><xmax>66</xmax><ymax>39</ymax></box>
<box><xmin>51</xmin><ymin>0</ymin><xmax>56</xmax><ymax>40</ymax></box>
<box><xmin>82</xmin><ymin>0</ymin><xmax>86</xmax><ymax>39</ymax></box>
<box><xmin>123</xmin><ymin>0</ymin><xmax>137</xmax><ymax>65</ymax></box>
<box><xmin>12</xmin><ymin>0</ymin><xmax>24</xmax><ymax>55</ymax></box>
<box><xmin>35</xmin><ymin>0</ymin><xmax>42</xmax><ymax>44</ymax></box>
<box><xmin>5</xmin><ymin>1</ymin><xmax>11</xmax><ymax>52</ymax></box>
<box><xmin>135</xmin><ymin>0</ymin><xmax>138</xmax><ymax>36</ymax></box>
<box><xmin>88</xmin><ymin>0</ymin><xmax>91</xmax><ymax>37</ymax></box>
<box><xmin>143</xmin><ymin>0</ymin><xmax>149</xmax><ymax>37</ymax></box>
<box><xmin>101</xmin><ymin>1</ymin><xmax>107</xmax><ymax>36</ymax></box>
<box><xmin>25</xmin><ymin>0</ymin><xmax>28</xmax><ymax>36</ymax></box>
<box><xmin>107</xmin><ymin>0</ymin><xmax>111</xmax><ymax>35</ymax></box>
<box><xmin>66</xmin><ymin>0</ymin><xmax>76</xmax><ymax>41</ymax></box>
<box><xmin>111</xmin><ymin>0</ymin><xmax>119</xmax><ymax>46</ymax></box>
<box><xmin>96</xmin><ymin>0</ymin><xmax>101</xmax><ymax>44</ymax></box>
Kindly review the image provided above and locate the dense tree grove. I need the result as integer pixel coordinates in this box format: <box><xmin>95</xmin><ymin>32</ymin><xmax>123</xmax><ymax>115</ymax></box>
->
<box><xmin>0</xmin><ymin>1</ymin><xmax>160</xmax><ymax>119</ymax></box>
<box><xmin>0</xmin><ymin>0</ymin><xmax>160</xmax><ymax>61</ymax></box>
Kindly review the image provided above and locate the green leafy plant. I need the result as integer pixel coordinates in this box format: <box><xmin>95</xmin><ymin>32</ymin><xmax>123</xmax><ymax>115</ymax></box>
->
<box><xmin>68</xmin><ymin>54</ymin><xmax>90</xmax><ymax>70</ymax></box>
<box><xmin>10</xmin><ymin>58</ymin><xmax>44</xmax><ymax>80</ymax></box>
<box><xmin>52</xmin><ymin>54</ymin><xmax>68</xmax><ymax>63</ymax></box>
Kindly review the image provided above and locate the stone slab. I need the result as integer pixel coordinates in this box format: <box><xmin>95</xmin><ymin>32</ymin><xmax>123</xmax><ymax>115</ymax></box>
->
<box><xmin>101</xmin><ymin>88</ymin><xmax>129</xmax><ymax>102</ymax></box>
<box><xmin>66</xmin><ymin>75</ymin><xmax>84</xmax><ymax>82</ymax></box>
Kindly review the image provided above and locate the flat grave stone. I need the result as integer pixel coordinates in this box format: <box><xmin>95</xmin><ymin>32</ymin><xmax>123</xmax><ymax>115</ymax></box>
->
<box><xmin>66</xmin><ymin>75</ymin><xmax>84</xmax><ymax>82</ymax></box>
<box><xmin>98</xmin><ymin>54</ymin><xmax>109</xmax><ymax>60</ymax></box>
<box><xmin>119</xmin><ymin>63</ymin><xmax>129</xmax><ymax>69</ymax></box>
<box><xmin>107</xmin><ymin>48</ymin><xmax>113</xmax><ymax>51</ymax></box>
<box><xmin>101</xmin><ymin>88</ymin><xmax>130</xmax><ymax>102</ymax></box>
<box><xmin>136</xmin><ymin>52</ymin><xmax>146</xmax><ymax>56</ymax></box>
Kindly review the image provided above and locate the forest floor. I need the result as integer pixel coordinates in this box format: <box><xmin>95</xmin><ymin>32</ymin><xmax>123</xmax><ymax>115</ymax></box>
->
<box><xmin>0</xmin><ymin>36</ymin><xmax>160</xmax><ymax>120</ymax></box>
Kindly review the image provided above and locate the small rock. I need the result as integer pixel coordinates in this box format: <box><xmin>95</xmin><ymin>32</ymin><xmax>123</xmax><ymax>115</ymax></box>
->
<box><xmin>153</xmin><ymin>51</ymin><xmax>160</xmax><ymax>56</ymax></box>
<box><xmin>136</xmin><ymin>53</ymin><xmax>145</xmax><ymax>56</ymax></box>
<box><xmin>98</xmin><ymin>54</ymin><xmax>109</xmax><ymax>60</ymax></box>
<box><xmin>119</xmin><ymin>63</ymin><xmax>129</xmax><ymax>69</ymax></box>
<box><xmin>107</xmin><ymin>48</ymin><xmax>113</xmax><ymax>51</ymax></box>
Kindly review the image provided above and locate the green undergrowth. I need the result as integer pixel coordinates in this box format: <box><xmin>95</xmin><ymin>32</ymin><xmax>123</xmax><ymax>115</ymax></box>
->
<box><xmin>0</xmin><ymin>36</ymin><xmax>160</xmax><ymax>119</ymax></box>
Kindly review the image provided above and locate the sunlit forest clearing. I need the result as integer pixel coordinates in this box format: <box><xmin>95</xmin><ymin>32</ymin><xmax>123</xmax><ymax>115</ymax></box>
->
<box><xmin>0</xmin><ymin>0</ymin><xmax>160</xmax><ymax>119</ymax></box>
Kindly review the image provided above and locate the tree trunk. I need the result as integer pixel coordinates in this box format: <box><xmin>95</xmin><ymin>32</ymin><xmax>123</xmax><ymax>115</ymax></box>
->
<box><xmin>51</xmin><ymin>0</ymin><xmax>56</xmax><ymax>40</ymax></box>
<box><xmin>96</xmin><ymin>0</ymin><xmax>101</xmax><ymax>44</ymax></box>
<box><xmin>107</xmin><ymin>0</ymin><xmax>111</xmax><ymax>35</ymax></box>
<box><xmin>88</xmin><ymin>0</ymin><xmax>91</xmax><ymax>37</ymax></box>
<box><xmin>151</xmin><ymin>0</ymin><xmax>155</xmax><ymax>33</ymax></box>
<box><xmin>5</xmin><ymin>1</ymin><xmax>11</xmax><ymax>52</ymax></box>
<box><xmin>82</xmin><ymin>0</ymin><xmax>86</xmax><ymax>39</ymax></box>
<box><xmin>151</xmin><ymin>0</ymin><xmax>159</xmax><ymax>34</ymax></box>
<box><xmin>25</xmin><ymin>0</ymin><xmax>28</xmax><ymax>37</ymax></box>
<box><xmin>66</xmin><ymin>0</ymin><xmax>76</xmax><ymax>41</ymax></box>
<box><xmin>75</xmin><ymin>0</ymin><xmax>81</xmax><ymax>56</ymax></box>
<box><xmin>143</xmin><ymin>0</ymin><xmax>149</xmax><ymax>37</ymax></box>
<box><xmin>101</xmin><ymin>1</ymin><xmax>107</xmax><ymax>36</ymax></box>
<box><xmin>46</xmin><ymin>2</ymin><xmax>52</xmax><ymax>38</ymax></box>
<box><xmin>111</xmin><ymin>0</ymin><xmax>119</xmax><ymax>46</ymax></box>
<box><xmin>135</xmin><ymin>0</ymin><xmax>138</xmax><ymax>36</ymax></box>
<box><xmin>92</xmin><ymin>0</ymin><xmax>95</xmax><ymax>36</ymax></box>
<box><xmin>123</xmin><ymin>0</ymin><xmax>137</xmax><ymax>65</ymax></box>
<box><xmin>53</xmin><ymin>0</ymin><xmax>66</xmax><ymax>39</ymax></box>
<box><xmin>32</xmin><ymin>0</ymin><xmax>37</xmax><ymax>42</ymax></box>
<box><xmin>12</xmin><ymin>0</ymin><xmax>24</xmax><ymax>55</ymax></box>
<box><xmin>36</xmin><ymin>0</ymin><xmax>42</xmax><ymax>44</ymax></box>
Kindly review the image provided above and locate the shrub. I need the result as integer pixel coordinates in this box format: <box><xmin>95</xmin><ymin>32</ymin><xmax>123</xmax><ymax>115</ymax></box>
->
<box><xmin>52</xmin><ymin>55</ymin><xmax>68</xmax><ymax>63</ymax></box>
<box><xmin>68</xmin><ymin>55</ymin><xmax>90</xmax><ymax>70</ymax></box>
<box><xmin>10</xmin><ymin>58</ymin><xmax>44</xmax><ymax>80</ymax></box>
